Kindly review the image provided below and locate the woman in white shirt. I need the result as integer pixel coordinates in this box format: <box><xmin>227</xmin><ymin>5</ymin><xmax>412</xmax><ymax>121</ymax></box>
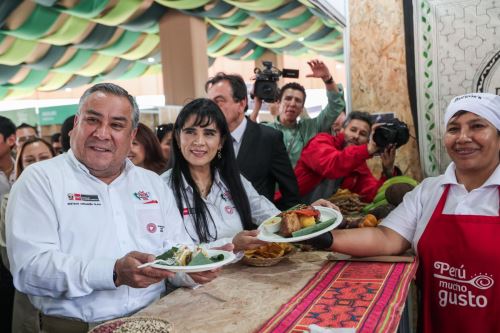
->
<box><xmin>309</xmin><ymin>93</ymin><xmax>500</xmax><ymax>333</ymax></box>
<box><xmin>162</xmin><ymin>98</ymin><xmax>280</xmax><ymax>251</ymax></box>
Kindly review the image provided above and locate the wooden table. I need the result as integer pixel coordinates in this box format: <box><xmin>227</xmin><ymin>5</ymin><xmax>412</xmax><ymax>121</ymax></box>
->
<box><xmin>136</xmin><ymin>251</ymin><xmax>416</xmax><ymax>333</ymax></box>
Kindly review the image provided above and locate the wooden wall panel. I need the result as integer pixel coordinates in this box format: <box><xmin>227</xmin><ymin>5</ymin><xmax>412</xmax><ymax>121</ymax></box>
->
<box><xmin>350</xmin><ymin>0</ymin><xmax>422</xmax><ymax>180</ymax></box>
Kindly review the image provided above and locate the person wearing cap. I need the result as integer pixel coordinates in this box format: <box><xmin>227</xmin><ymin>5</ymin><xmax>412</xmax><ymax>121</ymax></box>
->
<box><xmin>306</xmin><ymin>92</ymin><xmax>500</xmax><ymax>333</ymax></box>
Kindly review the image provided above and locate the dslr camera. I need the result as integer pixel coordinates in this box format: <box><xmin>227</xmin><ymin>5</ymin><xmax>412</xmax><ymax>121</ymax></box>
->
<box><xmin>252</xmin><ymin>61</ymin><xmax>299</xmax><ymax>103</ymax></box>
<box><xmin>373</xmin><ymin>118</ymin><xmax>410</xmax><ymax>149</ymax></box>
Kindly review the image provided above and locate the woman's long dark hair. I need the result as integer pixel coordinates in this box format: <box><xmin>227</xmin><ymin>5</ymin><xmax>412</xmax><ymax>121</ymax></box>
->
<box><xmin>169</xmin><ymin>98</ymin><xmax>254</xmax><ymax>242</ymax></box>
<box><xmin>135</xmin><ymin>123</ymin><xmax>167</xmax><ymax>174</ymax></box>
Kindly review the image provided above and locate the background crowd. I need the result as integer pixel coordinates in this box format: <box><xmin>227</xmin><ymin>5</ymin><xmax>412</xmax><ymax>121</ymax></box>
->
<box><xmin>0</xmin><ymin>58</ymin><xmax>498</xmax><ymax>333</ymax></box>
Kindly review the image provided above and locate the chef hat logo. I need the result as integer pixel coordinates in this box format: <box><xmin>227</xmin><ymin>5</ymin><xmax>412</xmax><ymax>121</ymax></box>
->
<box><xmin>444</xmin><ymin>93</ymin><xmax>500</xmax><ymax>130</ymax></box>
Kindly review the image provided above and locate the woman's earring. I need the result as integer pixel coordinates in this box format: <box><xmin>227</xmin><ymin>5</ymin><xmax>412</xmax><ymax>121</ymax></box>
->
<box><xmin>217</xmin><ymin>149</ymin><xmax>222</xmax><ymax>159</ymax></box>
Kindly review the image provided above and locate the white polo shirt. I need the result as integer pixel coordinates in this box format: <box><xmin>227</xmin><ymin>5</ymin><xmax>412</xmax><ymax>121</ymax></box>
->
<box><xmin>6</xmin><ymin>150</ymin><xmax>193</xmax><ymax>323</ymax></box>
<box><xmin>162</xmin><ymin>169</ymin><xmax>280</xmax><ymax>247</ymax></box>
<box><xmin>380</xmin><ymin>163</ymin><xmax>500</xmax><ymax>252</ymax></box>
<box><xmin>0</xmin><ymin>157</ymin><xmax>15</xmax><ymax>200</ymax></box>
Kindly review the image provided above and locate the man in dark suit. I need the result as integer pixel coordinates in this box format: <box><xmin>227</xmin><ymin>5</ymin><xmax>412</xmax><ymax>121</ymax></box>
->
<box><xmin>206</xmin><ymin>73</ymin><xmax>300</xmax><ymax>210</ymax></box>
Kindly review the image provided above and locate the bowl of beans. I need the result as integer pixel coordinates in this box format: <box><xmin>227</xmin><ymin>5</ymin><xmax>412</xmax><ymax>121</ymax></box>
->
<box><xmin>89</xmin><ymin>317</ymin><xmax>173</xmax><ymax>333</ymax></box>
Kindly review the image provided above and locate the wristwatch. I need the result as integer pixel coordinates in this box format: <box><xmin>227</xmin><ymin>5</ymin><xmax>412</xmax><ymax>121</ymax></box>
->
<box><xmin>323</xmin><ymin>76</ymin><xmax>334</xmax><ymax>84</ymax></box>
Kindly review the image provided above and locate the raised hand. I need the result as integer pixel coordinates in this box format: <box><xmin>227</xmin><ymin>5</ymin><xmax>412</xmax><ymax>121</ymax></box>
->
<box><xmin>305</xmin><ymin>59</ymin><xmax>332</xmax><ymax>81</ymax></box>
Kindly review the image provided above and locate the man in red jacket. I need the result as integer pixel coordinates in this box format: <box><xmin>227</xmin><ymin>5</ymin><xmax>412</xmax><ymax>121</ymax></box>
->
<box><xmin>295</xmin><ymin>111</ymin><xmax>398</xmax><ymax>203</ymax></box>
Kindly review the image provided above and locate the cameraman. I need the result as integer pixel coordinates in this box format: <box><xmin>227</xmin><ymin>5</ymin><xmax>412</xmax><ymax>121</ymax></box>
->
<box><xmin>252</xmin><ymin>59</ymin><xmax>345</xmax><ymax>167</ymax></box>
<box><xmin>294</xmin><ymin>111</ymin><xmax>399</xmax><ymax>203</ymax></box>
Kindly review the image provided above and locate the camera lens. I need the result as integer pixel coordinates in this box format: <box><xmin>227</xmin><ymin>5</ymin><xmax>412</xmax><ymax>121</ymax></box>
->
<box><xmin>373</xmin><ymin>126</ymin><xmax>396</xmax><ymax>148</ymax></box>
<box><xmin>373</xmin><ymin>119</ymin><xmax>410</xmax><ymax>148</ymax></box>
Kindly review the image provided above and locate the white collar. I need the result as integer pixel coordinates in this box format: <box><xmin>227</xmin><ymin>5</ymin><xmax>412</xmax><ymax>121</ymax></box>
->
<box><xmin>442</xmin><ymin>162</ymin><xmax>500</xmax><ymax>187</ymax></box>
<box><xmin>231</xmin><ymin>117</ymin><xmax>247</xmax><ymax>144</ymax></box>
<box><xmin>67</xmin><ymin>149</ymin><xmax>132</xmax><ymax>182</ymax></box>
<box><xmin>181</xmin><ymin>169</ymin><xmax>227</xmax><ymax>193</ymax></box>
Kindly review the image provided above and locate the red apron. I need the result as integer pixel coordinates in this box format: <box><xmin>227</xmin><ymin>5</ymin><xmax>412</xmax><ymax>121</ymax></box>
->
<box><xmin>417</xmin><ymin>185</ymin><xmax>500</xmax><ymax>333</ymax></box>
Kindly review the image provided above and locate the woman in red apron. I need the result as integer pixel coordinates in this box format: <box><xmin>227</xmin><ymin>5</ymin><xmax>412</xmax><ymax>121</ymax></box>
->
<box><xmin>316</xmin><ymin>92</ymin><xmax>500</xmax><ymax>332</ymax></box>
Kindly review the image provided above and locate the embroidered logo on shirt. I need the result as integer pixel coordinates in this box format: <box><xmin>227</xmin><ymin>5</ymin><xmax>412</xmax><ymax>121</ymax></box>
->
<box><xmin>183</xmin><ymin>207</ymin><xmax>195</xmax><ymax>216</ymax></box>
<box><xmin>67</xmin><ymin>193</ymin><xmax>101</xmax><ymax>206</ymax></box>
<box><xmin>133</xmin><ymin>191</ymin><xmax>158</xmax><ymax>204</ymax></box>
<box><xmin>146</xmin><ymin>223</ymin><xmax>157</xmax><ymax>233</ymax></box>
<box><xmin>221</xmin><ymin>191</ymin><xmax>232</xmax><ymax>202</ymax></box>
<box><xmin>68</xmin><ymin>193</ymin><xmax>99</xmax><ymax>201</ymax></box>
<box><xmin>224</xmin><ymin>206</ymin><xmax>234</xmax><ymax>214</ymax></box>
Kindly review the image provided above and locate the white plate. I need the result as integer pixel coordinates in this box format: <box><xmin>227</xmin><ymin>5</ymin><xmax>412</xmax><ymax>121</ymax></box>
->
<box><xmin>256</xmin><ymin>206</ymin><xmax>343</xmax><ymax>243</ymax></box>
<box><xmin>140</xmin><ymin>250</ymin><xmax>236</xmax><ymax>273</ymax></box>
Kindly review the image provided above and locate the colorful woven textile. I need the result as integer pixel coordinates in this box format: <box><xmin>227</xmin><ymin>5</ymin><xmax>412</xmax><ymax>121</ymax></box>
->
<box><xmin>258</xmin><ymin>260</ymin><xmax>417</xmax><ymax>333</ymax></box>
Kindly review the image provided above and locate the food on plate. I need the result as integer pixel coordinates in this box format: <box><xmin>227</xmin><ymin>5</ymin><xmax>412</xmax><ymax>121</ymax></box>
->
<box><xmin>291</xmin><ymin>217</ymin><xmax>336</xmax><ymax>237</ymax></box>
<box><xmin>244</xmin><ymin>242</ymin><xmax>294</xmax><ymax>259</ymax></box>
<box><xmin>279</xmin><ymin>206</ymin><xmax>320</xmax><ymax>237</ymax></box>
<box><xmin>262</xmin><ymin>216</ymin><xmax>282</xmax><ymax>233</ymax></box>
<box><xmin>300</xmin><ymin>215</ymin><xmax>316</xmax><ymax>228</ymax></box>
<box><xmin>279</xmin><ymin>212</ymin><xmax>301</xmax><ymax>236</ymax></box>
<box><xmin>156</xmin><ymin>246</ymin><xmax>224</xmax><ymax>267</ymax></box>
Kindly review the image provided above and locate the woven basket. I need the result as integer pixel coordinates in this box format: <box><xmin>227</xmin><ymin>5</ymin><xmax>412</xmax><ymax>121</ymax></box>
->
<box><xmin>89</xmin><ymin>316</ymin><xmax>174</xmax><ymax>333</ymax></box>
<box><xmin>242</xmin><ymin>247</ymin><xmax>297</xmax><ymax>267</ymax></box>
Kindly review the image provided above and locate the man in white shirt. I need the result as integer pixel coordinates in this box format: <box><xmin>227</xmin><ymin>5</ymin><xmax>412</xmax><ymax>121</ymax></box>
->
<box><xmin>6</xmin><ymin>83</ymin><xmax>219</xmax><ymax>333</ymax></box>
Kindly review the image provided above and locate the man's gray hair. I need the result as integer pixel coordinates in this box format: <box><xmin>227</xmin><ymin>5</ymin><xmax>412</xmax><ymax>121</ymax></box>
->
<box><xmin>77</xmin><ymin>83</ymin><xmax>140</xmax><ymax>128</ymax></box>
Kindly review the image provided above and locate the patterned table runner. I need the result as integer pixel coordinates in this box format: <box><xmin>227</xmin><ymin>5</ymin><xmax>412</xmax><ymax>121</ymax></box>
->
<box><xmin>258</xmin><ymin>260</ymin><xmax>418</xmax><ymax>333</ymax></box>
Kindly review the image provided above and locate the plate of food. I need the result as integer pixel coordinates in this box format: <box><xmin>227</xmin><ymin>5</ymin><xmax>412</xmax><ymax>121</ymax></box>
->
<box><xmin>257</xmin><ymin>205</ymin><xmax>343</xmax><ymax>243</ymax></box>
<box><xmin>137</xmin><ymin>245</ymin><xmax>236</xmax><ymax>273</ymax></box>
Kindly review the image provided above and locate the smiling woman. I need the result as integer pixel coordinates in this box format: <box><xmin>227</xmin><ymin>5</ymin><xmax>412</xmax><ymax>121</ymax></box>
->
<box><xmin>444</xmin><ymin>111</ymin><xmax>500</xmax><ymax>190</ymax></box>
<box><xmin>307</xmin><ymin>93</ymin><xmax>500</xmax><ymax>333</ymax></box>
<box><xmin>162</xmin><ymin>98</ymin><xmax>280</xmax><ymax>251</ymax></box>
<box><xmin>128</xmin><ymin>123</ymin><xmax>166</xmax><ymax>175</ymax></box>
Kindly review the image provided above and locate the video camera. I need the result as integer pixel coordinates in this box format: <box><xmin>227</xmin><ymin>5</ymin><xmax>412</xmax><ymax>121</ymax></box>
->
<box><xmin>252</xmin><ymin>61</ymin><xmax>299</xmax><ymax>103</ymax></box>
<box><xmin>373</xmin><ymin>118</ymin><xmax>410</xmax><ymax>149</ymax></box>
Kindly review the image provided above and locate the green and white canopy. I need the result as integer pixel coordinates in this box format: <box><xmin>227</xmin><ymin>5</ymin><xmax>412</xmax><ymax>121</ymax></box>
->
<box><xmin>0</xmin><ymin>0</ymin><xmax>344</xmax><ymax>100</ymax></box>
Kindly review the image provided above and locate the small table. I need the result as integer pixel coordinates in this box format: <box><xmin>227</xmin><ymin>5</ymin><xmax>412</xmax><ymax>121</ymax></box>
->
<box><xmin>136</xmin><ymin>251</ymin><xmax>416</xmax><ymax>333</ymax></box>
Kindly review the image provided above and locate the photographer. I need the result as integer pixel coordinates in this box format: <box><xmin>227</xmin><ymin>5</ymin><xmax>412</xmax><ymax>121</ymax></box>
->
<box><xmin>252</xmin><ymin>59</ymin><xmax>345</xmax><ymax>167</ymax></box>
<box><xmin>294</xmin><ymin>111</ymin><xmax>402</xmax><ymax>203</ymax></box>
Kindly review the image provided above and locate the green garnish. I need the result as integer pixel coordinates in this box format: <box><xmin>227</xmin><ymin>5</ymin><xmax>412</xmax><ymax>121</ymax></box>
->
<box><xmin>156</xmin><ymin>246</ymin><xmax>178</xmax><ymax>261</ymax></box>
<box><xmin>209</xmin><ymin>254</ymin><xmax>225</xmax><ymax>262</ymax></box>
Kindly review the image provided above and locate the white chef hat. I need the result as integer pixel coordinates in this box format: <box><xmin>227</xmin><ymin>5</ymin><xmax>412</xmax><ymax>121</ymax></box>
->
<box><xmin>444</xmin><ymin>93</ymin><xmax>500</xmax><ymax>130</ymax></box>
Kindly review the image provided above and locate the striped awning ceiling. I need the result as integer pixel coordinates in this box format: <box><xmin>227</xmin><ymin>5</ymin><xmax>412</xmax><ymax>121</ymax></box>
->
<box><xmin>0</xmin><ymin>0</ymin><xmax>344</xmax><ymax>100</ymax></box>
